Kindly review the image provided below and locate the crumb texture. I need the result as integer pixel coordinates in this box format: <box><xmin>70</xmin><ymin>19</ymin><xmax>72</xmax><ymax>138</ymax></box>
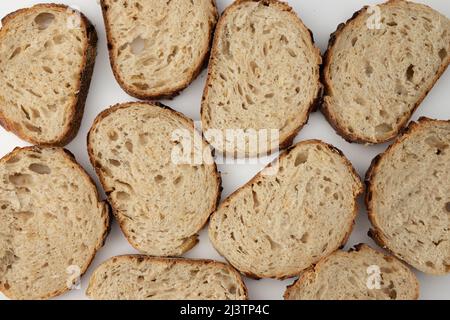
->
<box><xmin>368</xmin><ymin>118</ymin><xmax>450</xmax><ymax>274</ymax></box>
<box><xmin>284</xmin><ymin>244</ymin><xmax>419</xmax><ymax>300</ymax></box>
<box><xmin>102</xmin><ymin>0</ymin><xmax>217</xmax><ymax>97</ymax></box>
<box><xmin>202</xmin><ymin>0</ymin><xmax>321</xmax><ymax>156</ymax></box>
<box><xmin>323</xmin><ymin>0</ymin><xmax>450</xmax><ymax>143</ymax></box>
<box><xmin>88</xmin><ymin>103</ymin><xmax>220</xmax><ymax>257</ymax></box>
<box><xmin>0</xmin><ymin>4</ymin><xmax>92</xmax><ymax>144</ymax></box>
<box><xmin>208</xmin><ymin>140</ymin><xmax>363</xmax><ymax>278</ymax></box>
<box><xmin>0</xmin><ymin>147</ymin><xmax>108</xmax><ymax>300</ymax></box>
<box><xmin>87</xmin><ymin>256</ymin><xmax>247</xmax><ymax>300</ymax></box>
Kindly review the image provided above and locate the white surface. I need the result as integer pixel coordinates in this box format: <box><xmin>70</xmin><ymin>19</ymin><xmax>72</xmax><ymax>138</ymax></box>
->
<box><xmin>0</xmin><ymin>0</ymin><xmax>449</xmax><ymax>300</ymax></box>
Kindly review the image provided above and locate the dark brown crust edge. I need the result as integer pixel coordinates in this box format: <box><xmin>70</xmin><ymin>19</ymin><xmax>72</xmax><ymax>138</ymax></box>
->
<box><xmin>87</xmin><ymin>101</ymin><xmax>222</xmax><ymax>257</ymax></box>
<box><xmin>86</xmin><ymin>255</ymin><xmax>248</xmax><ymax>300</ymax></box>
<box><xmin>321</xmin><ymin>0</ymin><xmax>450</xmax><ymax>145</ymax></box>
<box><xmin>99</xmin><ymin>0</ymin><xmax>218</xmax><ymax>100</ymax></box>
<box><xmin>0</xmin><ymin>146</ymin><xmax>110</xmax><ymax>300</ymax></box>
<box><xmin>208</xmin><ymin>139</ymin><xmax>364</xmax><ymax>280</ymax></box>
<box><xmin>283</xmin><ymin>243</ymin><xmax>420</xmax><ymax>300</ymax></box>
<box><xmin>0</xmin><ymin>3</ymin><xmax>98</xmax><ymax>147</ymax></box>
<box><xmin>200</xmin><ymin>0</ymin><xmax>323</xmax><ymax>157</ymax></box>
<box><xmin>365</xmin><ymin>117</ymin><xmax>450</xmax><ymax>275</ymax></box>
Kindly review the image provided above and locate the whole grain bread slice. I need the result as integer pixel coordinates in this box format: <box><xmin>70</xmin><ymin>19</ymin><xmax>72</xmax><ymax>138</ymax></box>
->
<box><xmin>201</xmin><ymin>0</ymin><xmax>322</xmax><ymax>157</ymax></box>
<box><xmin>366</xmin><ymin>117</ymin><xmax>450</xmax><ymax>275</ymax></box>
<box><xmin>284</xmin><ymin>244</ymin><xmax>419</xmax><ymax>300</ymax></box>
<box><xmin>88</xmin><ymin>102</ymin><xmax>221</xmax><ymax>257</ymax></box>
<box><xmin>208</xmin><ymin>140</ymin><xmax>363</xmax><ymax>279</ymax></box>
<box><xmin>0</xmin><ymin>4</ymin><xmax>97</xmax><ymax>146</ymax></box>
<box><xmin>86</xmin><ymin>255</ymin><xmax>247</xmax><ymax>300</ymax></box>
<box><xmin>0</xmin><ymin>146</ymin><xmax>109</xmax><ymax>300</ymax></box>
<box><xmin>100</xmin><ymin>0</ymin><xmax>217</xmax><ymax>99</ymax></box>
<box><xmin>322</xmin><ymin>0</ymin><xmax>450</xmax><ymax>144</ymax></box>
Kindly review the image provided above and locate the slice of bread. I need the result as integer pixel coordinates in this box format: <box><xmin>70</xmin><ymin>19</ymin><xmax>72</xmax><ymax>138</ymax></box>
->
<box><xmin>322</xmin><ymin>0</ymin><xmax>450</xmax><ymax>144</ymax></box>
<box><xmin>100</xmin><ymin>0</ymin><xmax>217</xmax><ymax>99</ymax></box>
<box><xmin>88</xmin><ymin>102</ymin><xmax>221</xmax><ymax>257</ymax></box>
<box><xmin>0</xmin><ymin>4</ymin><xmax>97</xmax><ymax>146</ymax></box>
<box><xmin>0</xmin><ymin>146</ymin><xmax>109</xmax><ymax>300</ymax></box>
<box><xmin>208</xmin><ymin>140</ymin><xmax>363</xmax><ymax>279</ymax></box>
<box><xmin>366</xmin><ymin>117</ymin><xmax>450</xmax><ymax>275</ymax></box>
<box><xmin>284</xmin><ymin>244</ymin><xmax>419</xmax><ymax>300</ymax></box>
<box><xmin>201</xmin><ymin>0</ymin><xmax>322</xmax><ymax>157</ymax></box>
<box><xmin>86</xmin><ymin>255</ymin><xmax>247</xmax><ymax>300</ymax></box>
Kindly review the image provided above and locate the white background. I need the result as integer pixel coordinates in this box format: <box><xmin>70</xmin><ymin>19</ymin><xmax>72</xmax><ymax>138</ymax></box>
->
<box><xmin>0</xmin><ymin>0</ymin><xmax>449</xmax><ymax>300</ymax></box>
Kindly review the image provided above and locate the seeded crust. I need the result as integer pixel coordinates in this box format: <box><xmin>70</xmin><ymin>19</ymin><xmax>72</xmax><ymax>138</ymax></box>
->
<box><xmin>321</xmin><ymin>0</ymin><xmax>450</xmax><ymax>144</ymax></box>
<box><xmin>0</xmin><ymin>3</ymin><xmax>97</xmax><ymax>146</ymax></box>
<box><xmin>100</xmin><ymin>0</ymin><xmax>218</xmax><ymax>100</ymax></box>
<box><xmin>86</xmin><ymin>255</ymin><xmax>248</xmax><ymax>300</ymax></box>
<box><xmin>366</xmin><ymin>117</ymin><xmax>450</xmax><ymax>275</ymax></box>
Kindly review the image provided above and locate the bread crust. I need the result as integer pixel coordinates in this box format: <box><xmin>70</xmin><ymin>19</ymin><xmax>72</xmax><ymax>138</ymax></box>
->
<box><xmin>283</xmin><ymin>244</ymin><xmax>420</xmax><ymax>300</ymax></box>
<box><xmin>208</xmin><ymin>139</ymin><xmax>363</xmax><ymax>280</ymax></box>
<box><xmin>86</xmin><ymin>255</ymin><xmax>248</xmax><ymax>300</ymax></box>
<box><xmin>87</xmin><ymin>102</ymin><xmax>222</xmax><ymax>256</ymax></box>
<box><xmin>100</xmin><ymin>0</ymin><xmax>218</xmax><ymax>100</ymax></box>
<box><xmin>0</xmin><ymin>4</ymin><xmax>98</xmax><ymax>147</ymax></box>
<box><xmin>365</xmin><ymin>117</ymin><xmax>450</xmax><ymax>275</ymax></box>
<box><xmin>321</xmin><ymin>0</ymin><xmax>450</xmax><ymax>144</ymax></box>
<box><xmin>201</xmin><ymin>0</ymin><xmax>323</xmax><ymax>157</ymax></box>
<box><xmin>0</xmin><ymin>146</ymin><xmax>110</xmax><ymax>300</ymax></box>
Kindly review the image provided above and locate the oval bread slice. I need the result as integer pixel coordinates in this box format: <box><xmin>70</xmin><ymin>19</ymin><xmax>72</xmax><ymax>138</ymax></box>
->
<box><xmin>366</xmin><ymin>117</ymin><xmax>450</xmax><ymax>275</ymax></box>
<box><xmin>86</xmin><ymin>255</ymin><xmax>247</xmax><ymax>300</ymax></box>
<box><xmin>208</xmin><ymin>140</ymin><xmax>363</xmax><ymax>279</ymax></box>
<box><xmin>0</xmin><ymin>147</ymin><xmax>109</xmax><ymax>300</ymax></box>
<box><xmin>0</xmin><ymin>4</ymin><xmax>97</xmax><ymax>146</ymax></box>
<box><xmin>284</xmin><ymin>244</ymin><xmax>419</xmax><ymax>300</ymax></box>
<box><xmin>201</xmin><ymin>0</ymin><xmax>322</xmax><ymax>157</ymax></box>
<box><xmin>100</xmin><ymin>0</ymin><xmax>217</xmax><ymax>99</ymax></box>
<box><xmin>322</xmin><ymin>0</ymin><xmax>450</xmax><ymax>144</ymax></box>
<box><xmin>88</xmin><ymin>102</ymin><xmax>221</xmax><ymax>257</ymax></box>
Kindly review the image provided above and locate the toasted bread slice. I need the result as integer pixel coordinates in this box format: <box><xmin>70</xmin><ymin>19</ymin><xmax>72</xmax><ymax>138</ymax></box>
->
<box><xmin>86</xmin><ymin>255</ymin><xmax>247</xmax><ymax>300</ymax></box>
<box><xmin>208</xmin><ymin>140</ymin><xmax>363</xmax><ymax>279</ymax></box>
<box><xmin>366</xmin><ymin>117</ymin><xmax>450</xmax><ymax>275</ymax></box>
<box><xmin>88</xmin><ymin>102</ymin><xmax>221</xmax><ymax>257</ymax></box>
<box><xmin>322</xmin><ymin>0</ymin><xmax>450</xmax><ymax>144</ymax></box>
<box><xmin>0</xmin><ymin>4</ymin><xmax>97</xmax><ymax>146</ymax></box>
<box><xmin>100</xmin><ymin>0</ymin><xmax>217</xmax><ymax>99</ymax></box>
<box><xmin>0</xmin><ymin>146</ymin><xmax>109</xmax><ymax>300</ymax></box>
<box><xmin>201</xmin><ymin>0</ymin><xmax>322</xmax><ymax>157</ymax></box>
<box><xmin>284</xmin><ymin>244</ymin><xmax>419</xmax><ymax>300</ymax></box>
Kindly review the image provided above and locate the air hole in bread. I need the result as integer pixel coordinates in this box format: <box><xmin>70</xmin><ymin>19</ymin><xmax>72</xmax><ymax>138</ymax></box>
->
<box><xmin>116</xmin><ymin>191</ymin><xmax>130</xmax><ymax>201</ymax></box>
<box><xmin>42</xmin><ymin>66</ymin><xmax>53</xmax><ymax>74</ymax></box>
<box><xmin>107</xmin><ymin>130</ymin><xmax>118</xmax><ymax>141</ymax></box>
<box><xmin>354</xmin><ymin>96</ymin><xmax>366</xmax><ymax>106</ymax></box>
<box><xmin>406</xmin><ymin>64</ymin><xmax>415</xmax><ymax>82</ymax></box>
<box><xmin>294</xmin><ymin>152</ymin><xmax>308</xmax><ymax>166</ymax></box>
<box><xmin>375</xmin><ymin>123</ymin><xmax>393</xmax><ymax>135</ymax></box>
<box><xmin>109</xmin><ymin>159</ymin><xmax>121</xmax><ymax>167</ymax></box>
<box><xmin>9</xmin><ymin>173</ymin><xmax>32</xmax><ymax>186</ymax></box>
<box><xmin>129</xmin><ymin>36</ymin><xmax>145</xmax><ymax>55</ymax></box>
<box><xmin>386</xmin><ymin>21</ymin><xmax>398</xmax><ymax>27</ymax></box>
<box><xmin>25</xmin><ymin>123</ymin><xmax>42</xmax><ymax>133</ymax></box>
<box><xmin>13</xmin><ymin>211</ymin><xmax>34</xmax><ymax>222</ymax></box>
<box><xmin>29</xmin><ymin>163</ymin><xmax>51</xmax><ymax>174</ymax></box>
<box><xmin>439</xmin><ymin>48</ymin><xmax>447</xmax><ymax>61</ymax></box>
<box><xmin>125</xmin><ymin>141</ymin><xmax>133</xmax><ymax>153</ymax></box>
<box><xmin>9</xmin><ymin>47</ymin><xmax>21</xmax><ymax>60</ymax></box>
<box><xmin>300</xmin><ymin>232</ymin><xmax>309</xmax><ymax>244</ymax></box>
<box><xmin>173</xmin><ymin>176</ymin><xmax>182</xmax><ymax>185</ymax></box>
<box><xmin>53</xmin><ymin>34</ymin><xmax>65</xmax><ymax>45</ymax></box>
<box><xmin>132</xmin><ymin>82</ymin><xmax>150</xmax><ymax>90</ymax></box>
<box><xmin>154</xmin><ymin>175</ymin><xmax>165</xmax><ymax>183</ymax></box>
<box><xmin>445</xmin><ymin>202</ymin><xmax>450</xmax><ymax>213</ymax></box>
<box><xmin>34</xmin><ymin>13</ymin><xmax>55</xmax><ymax>30</ymax></box>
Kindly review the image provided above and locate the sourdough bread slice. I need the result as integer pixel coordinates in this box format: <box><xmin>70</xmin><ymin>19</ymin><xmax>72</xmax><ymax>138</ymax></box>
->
<box><xmin>201</xmin><ymin>0</ymin><xmax>322</xmax><ymax>157</ymax></box>
<box><xmin>366</xmin><ymin>117</ymin><xmax>450</xmax><ymax>275</ymax></box>
<box><xmin>88</xmin><ymin>102</ymin><xmax>221</xmax><ymax>257</ymax></box>
<box><xmin>86</xmin><ymin>255</ymin><xmax>247</xmax><ymax>300</ymax></box>
<box><xmin>0</xmin><ymin>146</ymin><xmax>109</xmax><ymax>300</ymax></box>
<box><xmin>322</xmin><ymin>0</ymin><xmax>450</xmax><ymax>144</ymax></box>
<box><xmin>100</xmin><ymin>0</ymin><xmax>217</xmax><ymax>99</ymax></box>
<box><xmin>284</xmin><ymin>244</ymin><xmax>419</xmax><ymax>300</ymax></box>
<box><xmin>208</xmin><ymin>140</ymin><xmax>363</xmax><ymax>279</ymax></box>
<box><xmin>0</xmin><ymin>4</ymin><xmax>97</xmax><ymax>146</ymax></box>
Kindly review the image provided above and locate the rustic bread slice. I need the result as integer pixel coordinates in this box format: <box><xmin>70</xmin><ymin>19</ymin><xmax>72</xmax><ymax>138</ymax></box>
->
<box><xmin>208</xmin><ymin>140</ymin><xmax>363</xmax><ymax>279</ymax></box>
<box><xmin>284</xmin><ymin>244</ymin><xmax>419</xmax><ymax>300</ymax></box>
<box><xmin>0</xmin><ymin>146</ymin><xmax>109</xmax><ymax>300</ymax></box>
<box><xmin>201</xmin><ymin>0</ymin><xmax>322</xmax><ymax>157</ymax></box>
<box><xmin>0</xmin><ymin>4</ymin><xmax>97</xmax><ymax>146</ymax></box>
<box><xmin>86</xmin><ymin>255</ymin><xmax>247</xmax><ymax>300</ymax></box>
<box><xmin>100</xmin><ymin>0</ymin><xmax>217</xmax><ymax>99</ymax></box>
<box><xmin>88</xmin><ymin>102</ymin><xmax>221</xmax><ymax>257</ymax></box>
<box><xmin>322</xmin><ymin>0</ymin><xmax>450</xmax><ymax>144</ymax></box>
<box><xmin>366</xmin><ymin>117</ymin><xmax>450</xmax><ymax>275</ymax></box>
